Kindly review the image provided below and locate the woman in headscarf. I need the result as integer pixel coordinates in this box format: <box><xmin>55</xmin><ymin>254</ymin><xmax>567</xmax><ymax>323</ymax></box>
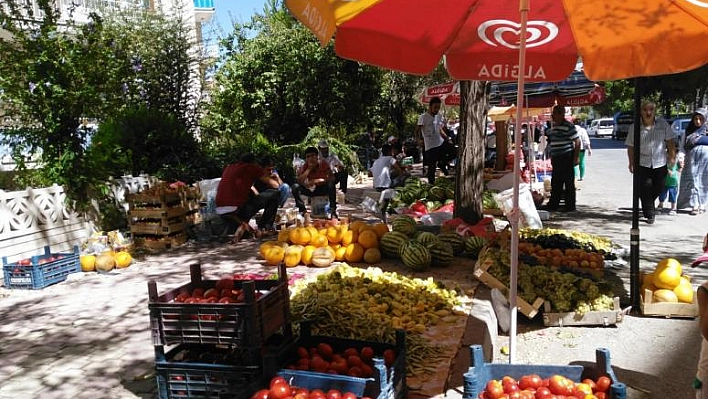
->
<box><xmin>677</xmin><ymin>109</ymin><xmax>708</xmax><ymax>215</ymax></box>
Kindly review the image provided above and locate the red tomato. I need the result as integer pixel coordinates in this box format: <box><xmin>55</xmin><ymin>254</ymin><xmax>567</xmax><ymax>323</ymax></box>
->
<box><xmin>534</xmin><ymin>386</ymin><xmax>552</xmax><ymax>399</ymax></box>
<box><xmin>573</xmin><ymin>383</ymin><xmax>593</xmax><ymax>396</ymax></box>
<box><xmin>581</xmin><ymin>379</ymin><xmax>596</xmax><ymax>391</ymax></box>
<box><xmin>218</xmin><ymin>296</ymin><xmax>236</xmax><ymax>303</ymax></box>
<box><xmin>519</xmin><ymin>375</ymin><xmax>543</xmax><ymax>391</ymax></box>
<box><xmin>325</xmin><ymin>389</ymin><xmax>342</xmax><ymax>399</ymax></box>
<box><xmin>360</xmin><ymin>346</ymin><xmax>375</xmax><ymax>362</ymax></box>
<box><xmin>594</xmin><ymin>392</ymin><xmax>606</xmax><ymax>399</ymax></box>
<box><xmin>296</xmin><ymin>346</ymin><xmax>309</xmax><ymax>358</ymax></box>
<box><xmin>250</xmin><ymin>389</ymin><xmax>270</xmax><ymax>399</ymax></box>
<box><xmin>382</xmin><ymin>349</ymin><xmax>396</xmax><ymax>366</ymax></box>
<box><xmin>548</xmin><ymin>375</ymin><xmax>574</xmax><ymax>396</ymax></box>
<box><xmin>269</xmin><ymin>376</ymin><xmax>288</xmax><ymax>388</ymax></box>
<box><xmin>502</xmin><ymin>376</ymin><xmax>519</xmax><ymax>393</ymax></box>
<box><xmin>309</xmin><ymin>389</ymin><xmax>326</xmax><ymax>399</ymax></box>
<box><xmin>268</xmin><ymin>381</ymin><xmax>292</xmax><ymax>399</ymax></box>
<box><xmin>594</xmin><ymin>376</ymin><xmax>611</xmax><ymax>393</ymax></box>
<box><xmin>341</xmin><ymin>393</ymin><xmax>357</xmax><ymax>399</ymax></box>
<box><xmin>215</xmin><ymin>278</ymin><xmax>234</xmax><ymax>291</ymax></box>
<box><xmin>486</xmin><ymin>380</ymin><xmax>505</xmax><ymax>399</ymax></box>
<box><xmin>317</xmin><ymin>343</ymin><xmax>334</xmax><ymax>360</ymax></box>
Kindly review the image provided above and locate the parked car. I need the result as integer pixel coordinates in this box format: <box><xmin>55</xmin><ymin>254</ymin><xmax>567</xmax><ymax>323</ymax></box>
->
<box><xmin>612</xmin><ymin>111</ymin><xmax>634</xmax><ymax>141</ymax></box>
<box><xmin>588</xmin><ymin>118</ymin><xmax>614</xmax><ymax>137</ymax></box>
<box><xmin>671</xmin><ymin>118</ymin><xmax>691</xmax><ymax>154</ymax></box>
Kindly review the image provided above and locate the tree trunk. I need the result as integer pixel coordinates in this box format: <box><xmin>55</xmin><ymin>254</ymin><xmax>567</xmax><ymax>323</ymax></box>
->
<box><xmin>455</xmin><ymin>80</ymin><xmax>490</xmax><ymax>224</ymax></box>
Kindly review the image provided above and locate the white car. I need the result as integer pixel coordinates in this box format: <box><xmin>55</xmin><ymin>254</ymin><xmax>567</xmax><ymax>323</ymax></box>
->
<box><xmin>588</xmin><ymin>118</ymin><xmax>614</xmax><ymax>137</ymax></box>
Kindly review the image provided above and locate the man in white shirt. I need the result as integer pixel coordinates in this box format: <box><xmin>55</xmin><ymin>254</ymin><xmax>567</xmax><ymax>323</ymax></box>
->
<box><xmin>625</xmin><ymin>101</ymin><xmax>676</xmax><ymax>224</ymax></box>
<box><xmin>415</xmin><ymin>97</ymin><xmax>449</xmax><ymax>184</ymax></box>
<box><xmin>370</xmin><ymin>144</ymin><xmax>410</xmax><ymax>222</ymax></box>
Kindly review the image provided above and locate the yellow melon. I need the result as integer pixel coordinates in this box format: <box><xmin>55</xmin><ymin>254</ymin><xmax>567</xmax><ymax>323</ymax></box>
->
<box><xmin>312</xmin><ymin>247</ymin><xmax>335</xmax><ymax>267</ymax></box>
<box><xmin>363</xmin><ymin>248</ymin><xmax>382</xmax><ymax>264</ymax></box>
<box><xmin>653</xmin><ymin>260</ymin><xmax>682</xmax><ymax>289</ymax></box>
<box><xmin>357</xmin><ymin>230</ymin><xmax>379</xmax><ymax>249</ymax></box>
<box><xmin>264</xmin><ymin>245</ymin><xmax>285</xmax><ymax>265</ymax></box>
<box><xmin>653</xmin><ymin>289</ymin><xmax>679</xmax><ymax>303</ymax></box>
<box><xmin>301</xmin><ymin>245</ymin><xmax>317</xmax><ymax>266</ymax></box>
<box><xmin>673</xmin><ymin>282</ymin><xmax>694</xmax><ymax>303</ymax></box>
<box><xmin>345</xmin><ymin>243</ymin><xmax>365</xmax><ymax>263</ymax></box>
<box><xmin>114</xmin><ymin>251</ymin><xmax>132</xmax><ymax>268</ymax></box>
<box><xmin>80</xmin><ymin>255</ymin><xmax>96</xmax><ymax>272</ymax></box>
<box><xmin>284</xmin><ymin>245</ymin><xmax>304</xmax><ymax>267</ymax></box>
<box><xmin>95</xmin><ymin>253</ymin><xmax>115</xmax><ymax>272</ymax></box>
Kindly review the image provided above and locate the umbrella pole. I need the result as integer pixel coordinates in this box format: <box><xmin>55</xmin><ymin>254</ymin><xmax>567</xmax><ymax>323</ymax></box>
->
<box><xmin>630</xmin><ymin>79</ymin><xmax>643</xmax><ymax>310</ymax></box>
<box><xmin>509</xmin><ymin>0</ymin><xmax>530</xmax><ymax>364</ymax></box>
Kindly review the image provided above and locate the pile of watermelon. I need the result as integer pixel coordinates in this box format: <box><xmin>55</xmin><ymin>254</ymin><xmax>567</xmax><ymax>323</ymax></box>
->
<box><xmin>391</xmin><ymin>177</ymin><xmax>455</xmax><ymax>214</ymax></box>
<box><xmin>378</xmin><ymin>215</ymin><xmax>489</xmax><ymax>271</ymax></box>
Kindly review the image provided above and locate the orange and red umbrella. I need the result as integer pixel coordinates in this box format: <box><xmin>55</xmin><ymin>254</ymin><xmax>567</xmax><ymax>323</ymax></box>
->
<box><xmin>286</xmin><ymin>0</ymin><xmax>708</xmax><ymax>81</ymax></box>
<box><xmin>286</xmin><ymin>0</ymin><xmax>708</xmax><ymax>363</ymax></box>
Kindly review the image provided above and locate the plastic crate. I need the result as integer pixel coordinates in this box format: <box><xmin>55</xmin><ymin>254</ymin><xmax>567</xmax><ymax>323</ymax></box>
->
<box><xmin>463</xmin><ymin>345</ymin><xmax>627</xmax><ymax>399</ymax></box>
<box><xmin>2</xmin><ymin>246</ymin><xmax>80</xmax><ymax>289</ymax></box>
<box><xmin>149</xmin><ymin>263</ymin><xmax>292</xmax><ymax>348</ymax></box>
<box><xmin>155</xmin><ymin>339</ymin><xmax>289</xmax><ymax>399</ymax></box>
<box><xmin>276</xmin><ymin>321</ymin><xmax>406</xmax><ymax>399</ymax></box>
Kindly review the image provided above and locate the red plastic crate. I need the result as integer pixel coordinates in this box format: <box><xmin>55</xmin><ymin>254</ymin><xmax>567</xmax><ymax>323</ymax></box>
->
<box><xmin>149</xmin><ymin>263</ymin><xmax>292</xmax><ymax>348</ymax></box>
<box><xmin>2</xmin><ymin>246</ymin><xmax>80</xmax><ymax>289</ymax></box>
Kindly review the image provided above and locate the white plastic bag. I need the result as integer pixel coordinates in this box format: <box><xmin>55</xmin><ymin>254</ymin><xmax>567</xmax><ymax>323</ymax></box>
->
<box><xmin>494</xmin><ymin>184</ymin><xmax>543</xmax><ymax>228</ymax></box>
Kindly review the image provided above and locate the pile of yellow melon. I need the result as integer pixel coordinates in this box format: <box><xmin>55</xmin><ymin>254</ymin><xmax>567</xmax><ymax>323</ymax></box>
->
<box><xmin>80</xmin><ymin>250</ymin><xmax>133</xmax><ymax>273</ymax></box>
<box><xmin>641</xmin><ymin>258</ymin><xmax>694</xmax><ymax>304</ymax></box>
<box><xmin>258</xmin><ymin>220</ymin><xmax>389</xmax><ymax>268</ymax></box>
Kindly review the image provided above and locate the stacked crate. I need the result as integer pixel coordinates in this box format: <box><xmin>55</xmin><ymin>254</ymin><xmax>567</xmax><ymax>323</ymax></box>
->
<box><xmin>148</xmin><ymin>263</ymin><xmax>293</xmax><ymax>399</ymax></box>
<box><xmin>127</xmin><ymin>190</ymin><xmax>187</xmax><ymax>250</ymax></box>
<box><xmin>177</xmin><ymin>186</ymin><xmax>203</xmax><ymax>227</ymax></box>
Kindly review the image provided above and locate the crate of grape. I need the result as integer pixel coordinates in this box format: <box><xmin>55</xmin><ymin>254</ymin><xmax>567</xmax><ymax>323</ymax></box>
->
<box><xmin>463</xmin><ymin>344</ymin><xmax>627</xmax><ymax>399</ymax></box>
<box><xmin>276</xmin><ymin>321</ymin><xmax>406</xmax><ymax>399</ymax></box>
<box><xmin>148</xmin><ymin>263</ymin><xmax>292</xmax><ymax>348</ymax></box>
<box><xmin>2</xmin><ymin>245</ymin><xmax>80</xmax><ymax>290</ymax></box>
<box><xmin>542</xmin><ymin>296</ymin><xmax>624</xmax><ymax>327</ymax></box>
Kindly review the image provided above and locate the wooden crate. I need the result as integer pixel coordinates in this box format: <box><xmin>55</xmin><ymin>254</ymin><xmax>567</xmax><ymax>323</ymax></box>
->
<box><xmin>128</xmin><ymin>206</ymin><xmax>186</xmax><ymax>219</ymax></box>
<box><xmin>473</xmin><ymin>253</ymin><xmax>544</xmax><ymax>319</ymax></box>
<box><xmin>127</xmin><ymin>192</ymin><xmax>181</xmax><ymax>206</ymax></box>
<box><xmin>542</xmin><ymin>297</ymin><xmax>624</xmax><ymax>327</ymax></box>
<box><xmin>640</xmin><ymin>288</ymin><xmax>698</xmax><ymax>318</ymax></box>
<box><xmin>130</xmin><ymin>220</ymin><xmax>186</xmax><ymax>235</ymax></box>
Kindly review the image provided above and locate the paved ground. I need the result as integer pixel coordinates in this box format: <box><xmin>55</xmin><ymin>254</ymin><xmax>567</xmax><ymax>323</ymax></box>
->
<box><xmin>0</xmin><ymin>138</ymin><xmax>706</xmax><ymax>399</ymax></box>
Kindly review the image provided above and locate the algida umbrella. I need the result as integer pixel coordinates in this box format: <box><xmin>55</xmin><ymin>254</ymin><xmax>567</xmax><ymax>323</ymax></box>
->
<box><xmin>286</xmin><ymin>0</ymin><xmax>708</xmax><ymax>362</ymax></box>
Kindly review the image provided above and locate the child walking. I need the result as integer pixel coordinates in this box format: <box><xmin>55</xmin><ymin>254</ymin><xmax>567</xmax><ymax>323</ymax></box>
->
<box><xmin>658</xmin><ymin>160</ymin><xmax>681</xmax><ymax>215</ymax></box>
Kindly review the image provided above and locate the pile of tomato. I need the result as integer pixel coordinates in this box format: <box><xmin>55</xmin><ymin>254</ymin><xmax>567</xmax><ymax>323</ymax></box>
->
<box><xmin>478</xmin><ymin>374</ymin><xmax>613</xmax><ymax>399</ymax></box>
<box><xmin>251</xmin><ymin>376</ymin><xmax>371</xmax><ymax>399</ymax></box>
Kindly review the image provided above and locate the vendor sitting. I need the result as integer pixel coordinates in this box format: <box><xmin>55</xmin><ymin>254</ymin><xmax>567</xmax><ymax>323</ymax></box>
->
<box><xmin>291</xmin><ymin>146</ymin><xmax>339</xmax><ymax>219</ymax></box>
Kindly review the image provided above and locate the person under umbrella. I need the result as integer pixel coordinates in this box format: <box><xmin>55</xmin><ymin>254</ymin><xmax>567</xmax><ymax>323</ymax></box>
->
<box><xmin>543</xmin><ymin>105</ymin><xmax>580</xmax><ymax>212</ymax></box>
<box><xmin>625</xmin><ymin>101</ymin><xmax>676</xmax><ymax>224</ymax></box>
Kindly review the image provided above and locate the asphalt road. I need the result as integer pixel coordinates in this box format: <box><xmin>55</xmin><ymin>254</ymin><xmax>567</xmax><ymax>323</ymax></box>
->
<box><xmin>490</xmin><ymin>136</ymin><xmax>708</xmax><ymax>399</ymax></box>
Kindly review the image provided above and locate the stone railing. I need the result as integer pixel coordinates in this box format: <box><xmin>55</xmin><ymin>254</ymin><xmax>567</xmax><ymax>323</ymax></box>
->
<box><xmin>0</xmin><ymin>184</ymin><xmax>94</xmax><ymax>262</ymax></box>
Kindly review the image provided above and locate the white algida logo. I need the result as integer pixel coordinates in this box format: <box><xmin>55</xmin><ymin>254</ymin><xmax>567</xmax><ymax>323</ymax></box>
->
<box><xmin>685</xmin><ymin>0</ymin><xmax>708</xmax><ymax>7</ymax></box>
<box><xmin>478</xmin><ymin>19</ymin><xmax>558</xmax><ymax>49</ymax></box>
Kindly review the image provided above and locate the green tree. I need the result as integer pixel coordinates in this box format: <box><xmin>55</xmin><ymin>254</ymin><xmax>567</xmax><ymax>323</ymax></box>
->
<box><xmin>201</xmin><ymin>4</ymin><xmax>381</xmax><ymax>148</ymax></box>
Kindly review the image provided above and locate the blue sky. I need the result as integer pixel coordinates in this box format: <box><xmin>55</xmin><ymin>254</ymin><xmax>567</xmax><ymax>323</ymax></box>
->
<box><xmin>212</xmin><ymin>0</ymin><xmax>268</xmax><ymax>35</ymax></box>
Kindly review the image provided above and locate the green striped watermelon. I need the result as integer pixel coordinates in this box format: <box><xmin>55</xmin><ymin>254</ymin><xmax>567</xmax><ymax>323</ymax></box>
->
<box><xmin>465</xmin><ymin>236</ymin><xmax>487</xmax><ymax>258</ymax></box>
<box><xmin>391</xmin><ymin>215</ymin><xmax>417</xmax><ymax>237</ymax></box>
<box><xmin>416</xmin><ymin>231</ymin><xmax>439</xmax><ymax>246</ymax></box>
<box><xmin>399</xmin><ymin>240</ymin><xmax>431</xmax><ymax>271</ymax></box>
<box><xmin>428</xmin><ymin>241</ymin><xmax>454</xmax><ymax>267</ymax></box>
<box><xmin>379</xmin><ymin>231</ymin><xmax>409</xmax><ymax>258</ymax></box>
<box><xmin>438</xmin><ymin>233</ymin><xmax>466</xmax><ymax>255</ymax></box>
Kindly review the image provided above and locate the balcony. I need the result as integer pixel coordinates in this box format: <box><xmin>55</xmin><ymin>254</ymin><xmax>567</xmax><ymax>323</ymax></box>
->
<box><xmin>193</xmin><ymin>0</ymin><xmax>214</xmax><ymax>23</ymax></box>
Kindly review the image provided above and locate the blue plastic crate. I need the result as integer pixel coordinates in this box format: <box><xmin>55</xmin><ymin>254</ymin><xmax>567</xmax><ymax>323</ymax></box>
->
<box><xmin>463</xmin><ymin>345</ymin><xmax>627</xmax><ymax>399</ymax></box>
<box><xmin>276</xmin><ymin>322</ymin><xmax>406</xmax><ymax>399</ymax></box>
<box><xmin>156</xmin><ymin>335</ymin><xmax>293</xmax><ymax>399</ymax></box>
<box><xmin>2</xmin><ymin>246</ymin><xmax>80</xmax><ymax>289</ymax></box>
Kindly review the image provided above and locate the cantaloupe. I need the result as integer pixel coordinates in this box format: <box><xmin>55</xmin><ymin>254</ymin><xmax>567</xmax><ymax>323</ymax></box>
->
<box><xmin>653</xmin><ymin>289</ymin><xmax>679</xmax><ymax>303</ymax></box>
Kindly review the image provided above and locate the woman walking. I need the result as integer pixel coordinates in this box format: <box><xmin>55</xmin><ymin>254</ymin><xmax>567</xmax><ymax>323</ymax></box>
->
<box><xmin>678</xmin><ymin>109</ymin><xmax>708</xmax><ymax>215</ymax></box>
